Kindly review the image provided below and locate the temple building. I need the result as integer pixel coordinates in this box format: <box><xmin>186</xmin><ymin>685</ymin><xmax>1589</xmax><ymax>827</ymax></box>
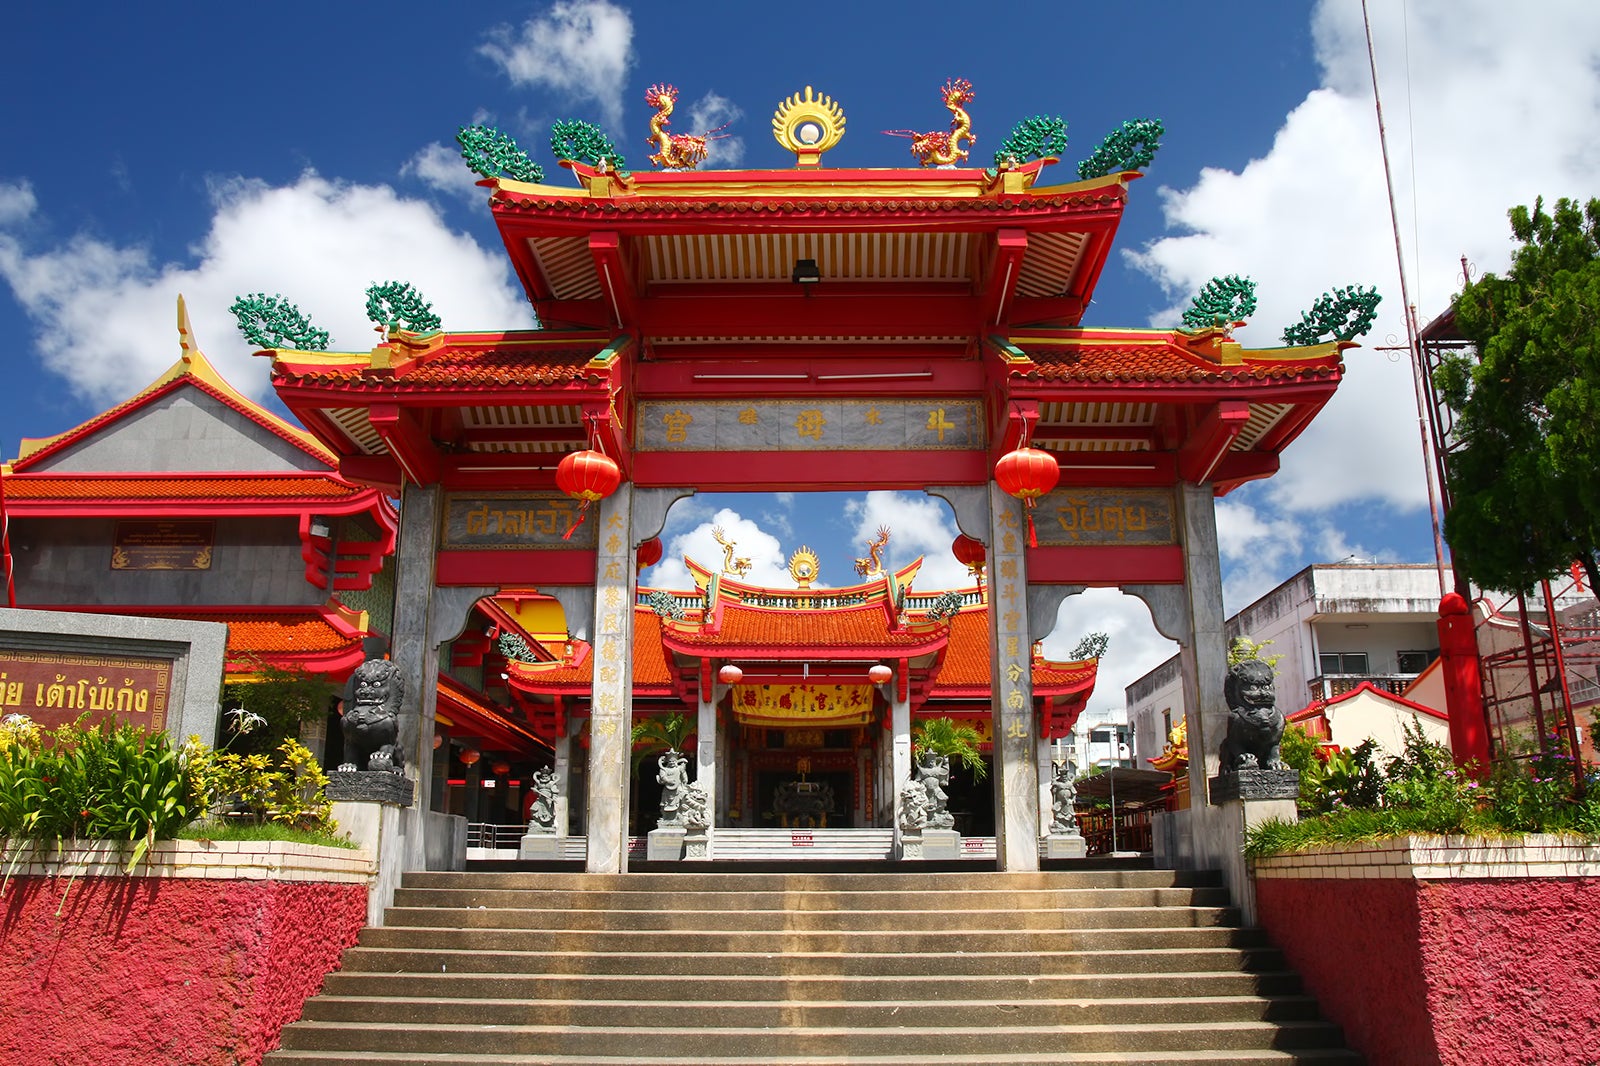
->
<box><xmin>0</xmin><ymin>302</ymin><xmax>393</xmax><ymax>701</ymax></box>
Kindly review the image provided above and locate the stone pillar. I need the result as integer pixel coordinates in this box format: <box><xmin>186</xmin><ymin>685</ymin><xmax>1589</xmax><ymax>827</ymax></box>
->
<box><xmin>552</xmin><ymin>721</ymin><xmax>573</xmax><ymax>837</ymax></box>
<box><xmin>889</xmin><ymin>685</ymin><xmax>911</xmax><ymax>853</ymax></box>
<box><xmin>584</xmin><ymin>485</ymin><xmax>635</xmax><ymax>874</ymax></box>
<box><xmin>988</xmin><ymin>484</ymin><xmax>1039</xmax><ymax>871</ymax></box>
<box><xmin>1036</xmin><ymin>734</ymin><xmax>1054</xmax><ymax>826</ymax></box>
<box><xmin>387</xmin><ymin>483</ymin><xmax>442</xmax><ymax>873</ymax></box>
<box><xmin>1175</xmin><ymin>482</ymin><xmax>1231</xmax><ymax>863</ymax></box>
<box><xmin>696</xmin><ymin>687</ymin><xmax>717</xmax><ymax>830</ymax></box>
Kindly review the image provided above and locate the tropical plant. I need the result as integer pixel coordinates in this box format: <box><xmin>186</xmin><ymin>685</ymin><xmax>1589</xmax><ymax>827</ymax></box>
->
<box><xmin>911</xmin><ymin>716</ymin><xmax>987</xmax><ymax>780</ymax></box>
<box><xmin>0</xmin><ymin>716</ymin><xmax>208</xmax><ymax>873</ymax></box>
<box><xmin>1227</xmin><ymin>636</ymin><xmax>1283</xmax><ymax>672</ymax></box>
<box><xmin>219</xmin><ymin>658</ymin><xmax>338</xmax><ymax>757</ymax></box>
<box><xmin>630</xmin><ymin>712</ymin><xmax>691</xmax><ymax>775</ymax></box>
<box><xmin>1434</xmin><ymin>195</ymin><xmax>1600</xmax><ymax>595</ymax></box>
<box><xmin>195</xmin><ymin>737</ymin><xmax>334</xmax><ymax>832</ymax></box>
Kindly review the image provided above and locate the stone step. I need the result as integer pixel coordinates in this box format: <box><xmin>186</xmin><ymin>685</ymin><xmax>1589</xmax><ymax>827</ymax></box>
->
<box><xmin>356</xmin><ymin>921</ymin><xmax>1254</xmax><ymax>955</ymax></box>
<box><xmin>275</xmin><ymin>1019</ymin><xmax>1350</xmax><ymax>1057</ymax></box>
<box><xmin>298</xmin><ymin>993</ymin><xmax>1325</xmax><ymax>1029</ymax></box>
<box><xmin>380</xmin><ymin>903</ymin><xmax>1241</xmax><ymax>932</ymax></box>
<box><xmin>402</xmin><ymin>868</ymin><xmax>1217</xmax><ymax>892</ymax></box>
<box><xmin>336</xmin><ymin>944</ymin><xmax>1286</xmax><ymax>977</ymax></box>
<box><xmin>266</xmin><ymin>1051</ymin><xmax>1364</xmax><ymax>1065</ymax></box>
<box><xmin>389</xmin><ymin>884</ymin><xmax>1233</xmax><ymax>912</ymax></box>
<box><xmin>319</xmin><ymin>968</ymin><xmax>1307</xmax><ymax>1002</ymax></box>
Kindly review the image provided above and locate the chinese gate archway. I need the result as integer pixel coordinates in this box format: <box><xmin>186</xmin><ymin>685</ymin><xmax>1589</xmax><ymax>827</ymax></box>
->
<box><xmin>265</xmin><ymin>106</ymin><xmax>1345</xmax><ymax>875</ymax></box>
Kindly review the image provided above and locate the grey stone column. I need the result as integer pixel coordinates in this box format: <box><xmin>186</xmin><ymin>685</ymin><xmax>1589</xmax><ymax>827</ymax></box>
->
<box><xmin>387</xmin><ymin>483</ymin><xmax>445</xmax><ymax>878</ymax></box>
<box><xmin>1175</xmin><ymin>482</ymin><xmax>1231</xmax><ymax>860</ymax></box>
<box><xmin>552</xmin><ymin>720</ymin><xmax>573</xmax><ymax>837</ymax></box>
<box><xmin>584</xmin><ymin>484</ymin><xmax>635</xmax><ymax>874</ymax></box>
<box><xmin>889</xmin><ymin>686</ymin><xmax>911</xmax><ymax>853</ymax></box>
<box><xmin>696</xmin><ymin>687</ymin><xmax>717</xmax><ymax>829</ymax></box>
<box><xmin>988</xmin><ymin>484</ymin><xmax>1040</xmax><ymax>871</ymax></box>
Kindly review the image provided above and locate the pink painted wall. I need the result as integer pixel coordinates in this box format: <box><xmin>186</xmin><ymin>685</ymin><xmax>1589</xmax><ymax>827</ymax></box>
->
<box><xmin>1257</xmin><ymin>876</ymin><xmax>1600</xmax><ymax>1066</ymax></box>
<box><xmin>0</xmin><ymin>876</ymin><xmax>366</xmax><ymax>1066</ymax></box>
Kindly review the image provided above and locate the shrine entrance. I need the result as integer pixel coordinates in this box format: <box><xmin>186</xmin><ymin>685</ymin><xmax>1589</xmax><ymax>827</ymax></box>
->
<box><xmin>263</xmin><ymin>96</ymin><xmax>1348</xmax><ymax>875</ymax></box>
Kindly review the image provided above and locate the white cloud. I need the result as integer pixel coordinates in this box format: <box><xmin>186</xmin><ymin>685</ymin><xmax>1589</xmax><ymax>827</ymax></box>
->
<box><xmin>1040</xmin><ymin>589</ymin><xmax>1179</xmax><ymax>716</ymax></box>
<box><xmin>0</xmin><ymin>181</ymin><xmax>36</xmax><ymax>225</ymax></box>
<box><xmin>401</xmin><ymin>142</ymin><xmax>488</xmax><ymax>203</ymax></box>
<box><xmin>0</xmin><ymin>172</ymin><xmax>535</xmax><ymax>406</ymax></box>
<box><xmin>686</xmin><ymin>91</ymin><xmax>745</xmax><ymax>167</ymax></box>
<box><xmin>1128</xmin><ymin>0</ymin><xmax>1600</xmax><ymax>517</ymax></box>
<box><xmin>479</xmin><ymin>1</ymin><xmax>635</xmax><ymax>129</ymax></box>
<box><xmin>843</xmin><ymin>491</ymin><xmax>970</xmax><ymax>590</ymax></box>
<box><xmin>647</xmin><ymin>507</ymin><xmax>792</xmax><ymax>590</ymax></box>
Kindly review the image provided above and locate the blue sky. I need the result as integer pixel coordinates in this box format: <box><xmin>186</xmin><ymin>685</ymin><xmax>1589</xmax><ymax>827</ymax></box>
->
<box><xmin>4</xmin><ymin>1</ymin><xmax>1598</xmax><ymax>709</ymax></box>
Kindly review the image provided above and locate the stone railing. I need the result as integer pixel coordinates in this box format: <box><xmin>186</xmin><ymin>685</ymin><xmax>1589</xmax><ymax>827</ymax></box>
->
<box><xmin>1304</xmin><ymin>673</ymin><xmax>1415</xmax><ymax>701</ymax></box>
<box><xmin>0</xmin><ymin>837</ymin><xmax>374</xmax><ymax>882</ymax></box>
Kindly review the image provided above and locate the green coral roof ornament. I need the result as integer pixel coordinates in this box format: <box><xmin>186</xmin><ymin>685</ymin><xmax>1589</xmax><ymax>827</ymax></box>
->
<box><xmin>228</xmin><ymin>293</ymin><xmax>330</xmax><ymax>351</ymax></box>
<box><xmin>1181</xmin><ymin>274</ymin><xmax>1258</xmax><ymax>331</ymax></box>
<box><xmin>456</xmin><ymin>124</ymin><xmax>545</xmax><ymax>184</ymax></box>
<box><xmin>1282</xmin><ymin>285</ymin><xmax>1383</xmax><ymax>345</ymax></box>
<box><xmin>1077</xmin><ymin>118</ymin><xmax>1165</xmax><ymax>180</ymax></box>
<box><xmin>365</xmin><ymin>281</ymin><xmax>441</xmax><ymax>335</ymax></box>
<box><xmin>496</xmin><ymin>632</ymin><xmax>537</xmax><ymax>664</ymax></box>
<box><xmin>550</xmin><ymin>120</ymin><xmax>627</xmax><ymax>172</ymax></box>
<box><xmin>993</xmin><ymin>116</ymin><xmax>1068</xmax><ymax>169</ymax></box>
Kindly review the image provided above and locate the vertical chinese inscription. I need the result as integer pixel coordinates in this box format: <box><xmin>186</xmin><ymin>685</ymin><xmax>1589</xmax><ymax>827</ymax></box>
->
<box><xmin>988</xmin><ymin>483</ymin><xmax>1040</xmax><ymax>870</ymax></box>
<box><xmin>586</xmin><ymin>489</ymin><xmax>635</xmax><ymax>873</ymax></box>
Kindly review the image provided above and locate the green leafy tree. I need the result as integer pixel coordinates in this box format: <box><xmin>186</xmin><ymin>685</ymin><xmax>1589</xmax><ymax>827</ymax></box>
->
<box><xmin>1070</xmin><ymin>631</ymin><xmax>1109</xmax><ymax>660</ymax></box>
<box><xmin>911</xmin><ymin>716</ymin><xmax>987</xmax><ymax>780</ymax></box>
<box><xmin>1436</xmin><ymin>196</ymin><xmax>1600</xmax><ymax>594</ymax></box>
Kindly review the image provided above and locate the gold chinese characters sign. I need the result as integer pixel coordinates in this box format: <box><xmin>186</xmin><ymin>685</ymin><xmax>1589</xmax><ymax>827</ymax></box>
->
<box><xmin>732</xmin><ymin>684</ymin><xmax>874</xmax><ymax>727</ymax></box>
<box><xmin>1032</xmin><ymin>488</ymin><xmax>1176</xmax><ymax>547</ymax></box>
<box><xmin>636</xmin><ymin>399</ymin><xmax>984</xmax><ymax>452</ymax></box>
<box><xmin>442</xmin><ymin>493</ymin><xmax>597</xmax><ymax>550</ymax></box>
<box><xmin>111</xmin><ymin>520</ymin><xmax>214</xmax><ymax>570</ymax></box>
<box><xmin>0</xmin><ymin>650</ymin><xmax>171</xmax><ymax>732</ymax></box>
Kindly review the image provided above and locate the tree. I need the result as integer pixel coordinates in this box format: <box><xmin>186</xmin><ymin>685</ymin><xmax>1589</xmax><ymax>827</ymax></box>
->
<box><xmin>1436</xmin><ymin>196</ymin><xmax>1600</xmax><ymax>594</ymax></box>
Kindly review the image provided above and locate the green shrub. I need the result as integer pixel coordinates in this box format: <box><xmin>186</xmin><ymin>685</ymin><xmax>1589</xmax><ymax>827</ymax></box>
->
<box><xmin>0</xmin><ymin>715</ymin><xmax>207</xmax><ymax>870</ymax></box>
<box><xmin>197</xmin><ymin>738</ymin><xmax>334</xmax><ymax>833</ymax></box>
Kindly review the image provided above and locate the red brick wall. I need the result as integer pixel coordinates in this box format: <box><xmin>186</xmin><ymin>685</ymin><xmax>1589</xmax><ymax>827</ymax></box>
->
<box><xmin>1257</xmin><ymin>876</ymin><xmax>1600</xmax><ymax>1066</ymax></box>
<box><xmin>0</xmin><ymin>876</ymin><xmax>366</xmax><ymax>1066</ymax></box>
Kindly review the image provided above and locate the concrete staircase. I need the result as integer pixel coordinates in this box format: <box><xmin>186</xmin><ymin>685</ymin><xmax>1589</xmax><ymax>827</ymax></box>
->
<box><xmin>265</xmin><ymin>868</ymin><xmax>1363</xmax><ymax>1065</ymax></box>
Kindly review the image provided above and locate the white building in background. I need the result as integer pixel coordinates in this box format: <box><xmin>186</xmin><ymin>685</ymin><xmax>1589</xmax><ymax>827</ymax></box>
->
<box><xmin>1124</xmin><ymin>563</ymin><xmax>1446</xmax><ymax>766</ymax></box>
<box><xmin>1057</xmin><ymin>706</ymin><xmax>1135</xmax><ymax>772</ymax></box>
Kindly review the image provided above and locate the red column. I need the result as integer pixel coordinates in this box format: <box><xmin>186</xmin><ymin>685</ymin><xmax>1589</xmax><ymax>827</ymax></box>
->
<box><xmin>1436</xmin><ymin>592</ymin><xmax>1491</xmax><ymax>767</ymax></box>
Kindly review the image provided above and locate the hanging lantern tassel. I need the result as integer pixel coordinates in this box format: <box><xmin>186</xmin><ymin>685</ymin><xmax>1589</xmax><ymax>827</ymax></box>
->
<box><xmin>994</xmin><ymin>446</ymin><xmax>1060</xmax><ymax>550</ymax></box>
<box><xmin>555</xmin><ymin>449</ymin><xmax>622</xmax><ymax>540</ymax></box>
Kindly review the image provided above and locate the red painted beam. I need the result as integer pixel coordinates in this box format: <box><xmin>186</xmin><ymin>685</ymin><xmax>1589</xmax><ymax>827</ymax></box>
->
<box><xmin>979</xmin><ymin>229</ymin><xmax>1028</xmax><ymax>329</ymax></box>
<box><xmin>436</xmin><ymin>549</ymin><xmax>597</xmax><ymax>587</ymax></box>
<box><xmin>631</xmin><ymin>450</ymin><xmax>990</xmax><ymax>490</ymax></box>
<box><xmin>635</xmin><ymin>358</ymin><xmax>985</xmax><ymax>398</ymax></box>
<box><xmin>1027</xmin><ymin>545</ymin><xmax>1185</xmax><ymax>585</ymax></box>
<box><xmin>1213</xmin><ymin>451</ymin><xmax>1281</xmax><ymax>494</ymax></box>
<box><xmin>637</xmin><ymin>293</ymin><xmax>981</xmax><ymax>338</ymax></box>
<box><xmin>589</xmin><ymin>231</ymin><xmax>639</xmax><ymax>330</ymax></box>
<box><xmin>1177</xmin><ymin>401</ymin><xmax>1250</xmax><ymax>483</ymax></box>
<box><xmin>339</xmin><ymin>455</ymin><xmax>403</xmax><ymax>494</ymax></box>
<box><xmin>369</xmin><ymin>405</ymin><xmax>443</xmax><ymax>486</ymax></box>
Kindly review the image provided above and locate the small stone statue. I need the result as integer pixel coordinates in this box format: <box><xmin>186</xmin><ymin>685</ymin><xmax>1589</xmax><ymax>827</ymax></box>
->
<box><xmin>680</xmin><ymin>782</ymin><xmax>711</xmax><ymax>831</ymax></box>
<box><xmin>525</xmin><ymin>766</ymin><xmax>559</xmax><ymax>832</ymax></box>
<box><xmin>1220</xmin><ymin>658</ymin><xmax>1287</xmax><ymax>772</ymax></box>
<box><xmin>915</xmin><ymin>751</ymin><xmax>954</xmax><ymax>830</ymax></box>
<box><xmin>1049</xmin><ymin>761</ymin><xmax>1080</xmax><ymax>835</ymax></box>
<box><xmin>656</xmin><ymin>749</ymin><xmax>690</xmax><ymax>827</ymax></box>
<box><xmin>338</xmin><ymin>658</ymin><xmax>405</xmax><ymax>773</ymax></box>
<box><xmin>898</xmin><ymin>778</ymin><xmax>929</xmax><ymax>832</ymax></box>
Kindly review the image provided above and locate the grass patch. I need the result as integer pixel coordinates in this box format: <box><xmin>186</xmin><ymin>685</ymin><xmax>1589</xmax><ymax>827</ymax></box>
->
<box><xmin>178</xmin><ymin>820</ymin><xmax>359</xmax><ymax>850</ymax></box>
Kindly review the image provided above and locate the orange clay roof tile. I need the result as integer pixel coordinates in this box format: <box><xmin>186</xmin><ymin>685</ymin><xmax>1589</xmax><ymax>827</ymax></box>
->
<box><xmin>276</xmin><ymin>347</ymin><xmax>603</xmax><ymax>390</ymax></box>
<box><xmin>668</xmin><ymin>603</ymin><xmax>938</xmax><ymax>649</ymax></box>
<box><xmin>3</xmin><ymin>474</ymin><xmax>365</xmax><ymax>501</ymax></box>
<box><xmin>1019</xmin><ymin>341</ymin><xmax>1341</xmax><ymax>385</ymax></box>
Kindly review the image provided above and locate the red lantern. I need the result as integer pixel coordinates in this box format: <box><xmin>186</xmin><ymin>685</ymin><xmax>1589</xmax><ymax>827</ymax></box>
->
<box><xmin>555</xmin><ymin>449</ymin><xmax>622</xmax><ymax>540</ymax></box>
<box><xmin>952</xmin><ymin>533</ymin><xmax>986</xmax><ymax>580</ymax></box>
<box><xmin>868</xmin><ymin>664</ymin><xmax>893</xmax><ymax>685</ymax></box>
<box><xmin>994</xmin><ymin>446</ymin><xmax>1060</xmax><ymax>548</ymax></box>
<box><xmin>718</xmin><ymin>664</ymin><xmax>743</xmax><ymax>685</ymax></box>
<box><xmin>636</xmin><ymin>537</ymin><xmax>664</xmax><ymax>570</ymax></box>
<box><xmin>459</xmin><ymin>747</ymin><xmax>481</xmax><ymax>767</ymax></box>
